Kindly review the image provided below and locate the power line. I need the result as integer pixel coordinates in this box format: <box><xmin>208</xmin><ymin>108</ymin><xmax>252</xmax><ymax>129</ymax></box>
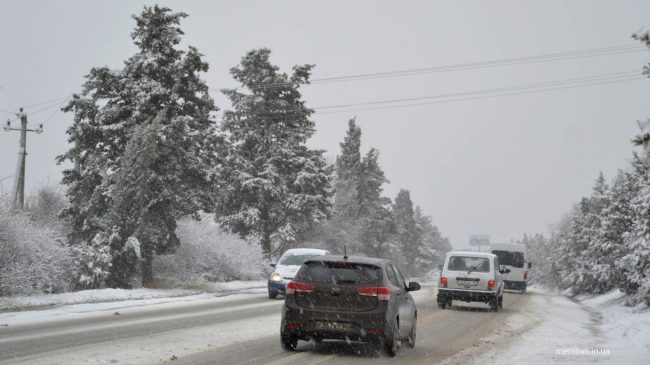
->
<box><xmin>29</xmin><ymin>96</ymin><xmax>72</xmax><ymax>116</ymax></box>
<box><xmin>214</xmin><ymin>71</ymin><xmax>645</xmax><ymax>119</ymax></box>
<box><xmin>219</xmin><ymin>44</ymin><xmax>647</xmax><ymax>90</ymax></box>
<box><xmin>315</xmin><ymin>76</ymin><xmax>645</xmax><ymax>115</ymax></box>
<box><xmin>21</xmin><ymin>94</ymin><xmax>73</xmax><ymax>110</ymax></box>
<box><xmin>313</xmin><ymin>70</ymin><xmax>640</xmax><ymax>110</ymax></box>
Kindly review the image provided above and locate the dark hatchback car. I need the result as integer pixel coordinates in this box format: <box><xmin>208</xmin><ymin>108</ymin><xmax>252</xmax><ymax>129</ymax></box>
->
<box><xmin>280</xmin><ymin>255</ymin><xmax>420</xmax><ymax>356</ymax></box>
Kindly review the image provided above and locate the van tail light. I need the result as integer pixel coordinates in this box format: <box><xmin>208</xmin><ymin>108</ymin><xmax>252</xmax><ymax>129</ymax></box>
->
<box><xmin>357</xmin><ymin>286</ymin><xmax>392</xmax><ymax>301</ymax></box>
<box><xmin>524</xmin><ymin>271</ymin><xmax>528</xmax><ymax>280</ymax></box>
<box><xmin>488</xmin><ymin>280</ymin><xmax>495</xmax><ymax>289</ymax></box>
<box><xmin>440</xmin><ymin>277</ymin><xmax>448</xmax><ymax>288</ymax></box>
<box><xmin>367</xmin><ymin>328</ymin><xmax>384</xmax><ymax>335</ymax></box>
<box><xmin>285</xmin><ymin>281</ymin><xmax>315</xmax><ymax>295</ymax></box>
<box><xmin>286</xmin><ymin>323</ymin><xmax>300</xmax><ymax>330</ymax></box>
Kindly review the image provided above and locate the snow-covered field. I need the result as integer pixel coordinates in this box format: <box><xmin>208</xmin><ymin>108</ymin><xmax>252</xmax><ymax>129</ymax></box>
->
<box><xmin>0</xmin><ymin>280</ymin><xmax>266</xmax><ymax>312</ymax></box>
<box><xmin>467</xmin><ymin>288</ymin><xmax>650</xmax><ymax>365</ymax></box>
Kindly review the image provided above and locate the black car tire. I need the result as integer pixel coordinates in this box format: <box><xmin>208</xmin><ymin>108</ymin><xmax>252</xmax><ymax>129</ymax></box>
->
<box><xmin>281</xmin><ymin>334</ymin><xmax>298</xmax><ymax>351</ymax></box>
<box><xmin>384</xmin><ymin>319</ymin><xmax>399</xmax><ymax>357</ymax></box>
<box><xmin>268</xmin><ymin>292</ymin><xmax>278</xmax><ymax>299</ymax></box>
<box><xmin>489</xmin><ymin>296</ymin><xmax>499</xmax><ymax>312</ymax></box>
<box><xmin>498</xmin><ymin>294</ymin><xmax>504</xmax><ymax>311</ymax></box>
<box><xmin>406</xmin><ymin>314</ymin><xmax>416</xmax><ymax>348</ymax></box>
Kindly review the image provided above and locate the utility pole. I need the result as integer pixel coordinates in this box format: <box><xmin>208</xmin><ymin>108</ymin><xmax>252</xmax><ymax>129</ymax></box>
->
<box><xmin>3</xmin><ymin>108</ymin><xmax>43</xmax><ymax>210</ymax></box>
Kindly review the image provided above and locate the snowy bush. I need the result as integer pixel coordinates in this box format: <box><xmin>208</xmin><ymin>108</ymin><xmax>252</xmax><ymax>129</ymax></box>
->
<box><xmin>0</xmin><ymin>210</ymin><xmax>75</xmax><ymax>295</ymax></box>
<box><xmin>153</xmin><ymin>215</ymin><xmax>265</xmax><ymax>285</ymax></box>
<box><xmin>70</xmin><ymin>233</ymin><xmax>112</xmax><ymax>289</ymax></box>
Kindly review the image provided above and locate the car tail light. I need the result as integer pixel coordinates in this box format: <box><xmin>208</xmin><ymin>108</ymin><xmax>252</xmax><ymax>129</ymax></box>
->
<box><xmin>524</xmin><ymin>271</ymin><xmax>528</xmax><ymax>280</ymax></box>
<box><xmin>488</xmin><ymin>280</ymin><xmax>495</xmax><ymax>289</ymax></box>
<box><xmin>357</xmin><ymin>286</ymin><xmax>392</xmax><ymax>300</ymax></box>
<box><xmin>367</xmin><ymin>328</ymin><xmax>384</xmax><ymax>335</ymax></box>
<box><xmin>440</xmin><ymin>277</ymin><xmax>448</xmax><ymax>288</ymax></box>
<box><xmin>286</xmin><ymin>323</ymin><xmax>300</xmax><ymax>330</ymax></box>
<box><xmin>285</xmin><ymin>281</ymin><xmax>315</xmax><ymax>295</ymax></box>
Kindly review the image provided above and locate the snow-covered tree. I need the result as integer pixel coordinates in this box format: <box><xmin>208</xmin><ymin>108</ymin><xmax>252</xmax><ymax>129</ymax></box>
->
<box><xmin>392</xmin><ymin>189</ymin><xmax>422</xmax><ymax>275</ymax></box>
<box><xmin>333</xmin><ymin>118</ymin><xmax>363</xmax><ymax>219</ymax></box>
<box><xmin>414</xmin><ymin>206</ymin><xmax>451</xmax><ymax>274</ymax></box>
<box><xmin>216</xmin><ymin>48</ymin><xmax>332</xmax><ymax>254</ymax></box>
<box><xmin>59</xmin><ymin>6</ymin><xmax>219</xmax><ymax>287</ymax></box>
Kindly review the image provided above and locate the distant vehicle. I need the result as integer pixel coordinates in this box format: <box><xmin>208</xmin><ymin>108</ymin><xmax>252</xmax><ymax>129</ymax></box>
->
<box><xmin>437</xmin><ymin>251</ymin><xmax>508</xmax><ymax>311</ymax></box>
<box><xmin>268</xmin><ymin>248</ymin><xmax>330</xmax><ymax>299</ymax></box>
<box><xmin>280</xmin><ymin>255</ymin><xmax>420</xmax><ymax>357</ymax></box>
<box><xmin>490</xmin><ymin>243</ymin><xmax>531</xmax><ymax>293</ymax></box>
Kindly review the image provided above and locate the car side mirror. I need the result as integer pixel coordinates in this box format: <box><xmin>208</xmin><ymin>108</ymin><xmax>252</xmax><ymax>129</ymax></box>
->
<box><xmin>437</xmin><ymin>265</ymin><xmax>442</xmax><ymax>271</ymax></box>
<box><xmin>270</xmin><ymin>263</ymin><xmax>276</xmax><ymax>268</ymax></box>
<box><xmin>407</xmin><ymin>282</ymin><xmax>421</xmax><ymax>291</ymax></box>
<box><xmin>528</xmin><ymin>262</ymin><xmax>532</xmax><ymax>269</ymax></box>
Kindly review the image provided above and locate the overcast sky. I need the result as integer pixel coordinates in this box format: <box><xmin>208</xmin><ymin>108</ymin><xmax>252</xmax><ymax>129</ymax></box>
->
<box><xmin>2</xmin><ymin>0</ymin><xmax>650</xmax><ymax>247</ymax></box>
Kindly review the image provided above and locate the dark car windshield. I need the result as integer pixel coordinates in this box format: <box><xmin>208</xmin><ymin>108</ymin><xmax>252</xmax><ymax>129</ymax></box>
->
<box><xmin>492</xmin><ymin>250</ymin><xmax>525</xmax><ymax>268</ymax></box>
<box><xmin>278</xmin><ymin>254</ymin><xmax>322</xmax><ymax>266</ymax></box>
<box><xmin>295</xmin><ymin>261</ymin><xmax>382</xmax><ymax>285</ymax></box>
<box><xmin>447</xmin><ymin>256</ymin><xmax>490</xmax><ymax>272</ymax></box>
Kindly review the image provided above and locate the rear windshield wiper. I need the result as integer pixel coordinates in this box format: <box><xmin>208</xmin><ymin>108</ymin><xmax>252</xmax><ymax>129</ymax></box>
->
<box><xmin>467</xmin><ymin>264</ymin><xmax>481</xmax><ymax>275</ymax></box>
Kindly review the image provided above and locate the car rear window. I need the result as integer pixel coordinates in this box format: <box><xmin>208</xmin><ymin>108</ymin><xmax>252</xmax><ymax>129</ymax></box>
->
<box><xmin>278</xmin><ymin>254</ymin><xmax>322</xmax><ymax>266</ymax></box>
<box><xmin>295</xmin><ymin>261</ymin><xmax>383</xmax><ymax>285</ymax></box>
<box><xmin>492</xmin><ymin>250</ymin><xmax>524</xmax><ymax>268</ymax></box>
<box><xmin>447</xmin><ymin>256</ymin><xmax>490</xmax><ymax>272</ymax></box>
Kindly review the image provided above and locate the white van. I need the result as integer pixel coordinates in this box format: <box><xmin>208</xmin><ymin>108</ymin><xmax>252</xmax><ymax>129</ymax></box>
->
<box><xmin>490</xmin><ymin>243</ymin><xmax>530</xmax><ymax>293</ymax></box>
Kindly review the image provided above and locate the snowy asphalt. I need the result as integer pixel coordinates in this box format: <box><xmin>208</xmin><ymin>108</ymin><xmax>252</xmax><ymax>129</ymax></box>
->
<box><xmin>0</xmin><ymin>286</ymin><xmax>531</xmax><ymax>364</ymax></box>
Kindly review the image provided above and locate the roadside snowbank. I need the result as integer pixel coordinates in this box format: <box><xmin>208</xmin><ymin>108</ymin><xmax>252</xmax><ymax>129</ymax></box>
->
<box><xmin>0</xmin><ymin>280</ymin><xmax>266</xmax><ymax>312</ymax></box>
<box><xmin>469</xmin><ymin>288</ymin><xmax>650</xmax><ymax>365</ymax></box>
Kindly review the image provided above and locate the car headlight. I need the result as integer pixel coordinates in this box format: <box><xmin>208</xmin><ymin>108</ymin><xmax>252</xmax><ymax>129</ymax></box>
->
<box><xmin>270</xmin><ymin>273</ymin><xmax>282</xmax><ymax>282</ymax></box>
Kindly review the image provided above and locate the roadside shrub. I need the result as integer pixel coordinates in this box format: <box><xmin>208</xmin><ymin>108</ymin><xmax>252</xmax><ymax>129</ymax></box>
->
<box><xmin>153</xmin><ymin>214</ymin><xmax>265</xmax><ymax>285</ymax></box>
<box><xmin>0</xmin><ymin>211</ymin><xmax>74</xmax><ymax>295</ymax></box>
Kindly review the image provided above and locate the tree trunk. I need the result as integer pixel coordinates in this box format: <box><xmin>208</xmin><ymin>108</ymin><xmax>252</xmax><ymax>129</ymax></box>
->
<box><xmin>141</xmin><ymin>250</ymin><xmax>154</xmax><ymax>287</ymax></box>
<box><xmin>261</xmin><ymin>231</ymin><xmax>272</xmax><ymax>256</ymax></box>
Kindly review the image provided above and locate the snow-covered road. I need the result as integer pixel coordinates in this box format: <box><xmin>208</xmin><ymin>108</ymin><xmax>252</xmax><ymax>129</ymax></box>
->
<box><xmin>1</xmin><ymin>286</ymin><xmax>646</xmax><ymax>364</ymax></box>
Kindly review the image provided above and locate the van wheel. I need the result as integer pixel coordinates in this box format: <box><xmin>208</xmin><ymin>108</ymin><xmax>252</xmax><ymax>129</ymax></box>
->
<box><xmin>281</xmin><ymin>334</ymin><xmax>298</xmax><ymax>351</ymax></box>
<box><xmin>406</xmin><ymin>315</ymin><xmax>416</xmax><ymax>348</ymax></box>
<box><xmin>384</xmin><ymin>319</ymin><xmax>399</xmax><ymax>357</ymax></box>
<box><xmin>498</xmin><ymin>295</ymin><xmax>503</xmax><ymax>311</ymax></box>
<box><xmin>489</xmin><ymin>296</ymin><xmax>499</xmax><ymax>312</ymax></box>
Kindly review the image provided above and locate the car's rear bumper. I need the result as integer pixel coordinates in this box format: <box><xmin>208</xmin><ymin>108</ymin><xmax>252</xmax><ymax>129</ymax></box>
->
<box><xmin>504</xmin><ymin>280</ymin><xmax>526</xmax><ymax>290</ymax></box>
<box><xmin>281</xmin><ymin>302</ymin><xmax>393</xmax><ymax>342</ymax></box>
<box><xmin>437</xmin><ymin>288</ymin><xmax>497</xmax><ymax>303</ymax></box>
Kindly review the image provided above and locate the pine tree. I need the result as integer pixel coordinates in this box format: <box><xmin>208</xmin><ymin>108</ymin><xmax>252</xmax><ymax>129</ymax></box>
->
<box><xmin>59</xmin><ymin>6</ymin><xmax>219</xmax><ymax>287</ymax></box>
<box><xmin>216</xmin><ymin>49</ymin><xmax>332</xmax><ymax>254</ymax></box>
<box><xmin>333</xmin><ymin>118</ymin><xmax>363</xmax><ymax>219</ymax></box>
<box><xmin>392</xmin><ymin>189</ymin><xmax>421</xmax><ymax>276</ymax></box>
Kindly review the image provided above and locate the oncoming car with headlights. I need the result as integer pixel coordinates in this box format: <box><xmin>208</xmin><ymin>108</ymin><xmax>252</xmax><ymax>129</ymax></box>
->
<box><xmin>268</xmin><ymin>248</ymin><xmax>330</xmax><ymax>299</ymax></box>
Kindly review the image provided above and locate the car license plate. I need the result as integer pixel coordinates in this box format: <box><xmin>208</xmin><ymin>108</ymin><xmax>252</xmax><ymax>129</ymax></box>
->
<box><xmin>456</xmin><ymin>278</ymin><xmax>479</xmax><ymax>286</ymax></box>
<box><xmin>315</xmin><ymin>321</ymin><xmax>353</xmax><ymax>331</ymax></box>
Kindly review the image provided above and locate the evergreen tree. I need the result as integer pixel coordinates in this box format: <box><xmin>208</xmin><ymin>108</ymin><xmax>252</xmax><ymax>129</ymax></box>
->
<box><xmin>333</xmin><ymin>118</ymin><xmax>363</xmax><ymax>219</ymax></box>
<box><xmin>216</xmin><ymin>49</ymin><xmax>332</xmax><ymax>254</ymax></box>
<box><xmin>392</xmin><ymin>189</ymin><xmax>421</xmax><ymax>276</ymax></box>
<box><xmin>358</xmin><ymin>148</ymin><xmax>393</xmax><ymax>255</ymax></box>
<box><xmin>413</xmin><ymin>206</ymin><xmax>450</xmax><ymax>274</ymax></box>
<box><xmin>59</xmin><ymin>6</ymin><xmax>219</xmax><ymax>287</ymax></box>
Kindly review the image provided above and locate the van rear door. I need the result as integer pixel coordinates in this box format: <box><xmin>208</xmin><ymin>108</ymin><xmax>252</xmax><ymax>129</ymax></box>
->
<box><xmin>445</xmin><ymin>255</ymin><xmax>492</xmax><ymax>291</ymax></box>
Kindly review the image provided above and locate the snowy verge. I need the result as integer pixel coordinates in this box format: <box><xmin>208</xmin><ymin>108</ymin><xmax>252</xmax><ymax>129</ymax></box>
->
<box><xmin>466</xmin><ymin>288</ymin><xmax>650</xmax><ymax>365</ymax></box>
<box><xmin>0</xmin><ymin>280</ymin><xmax>266</xmax><ymax>312</ymax></box>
